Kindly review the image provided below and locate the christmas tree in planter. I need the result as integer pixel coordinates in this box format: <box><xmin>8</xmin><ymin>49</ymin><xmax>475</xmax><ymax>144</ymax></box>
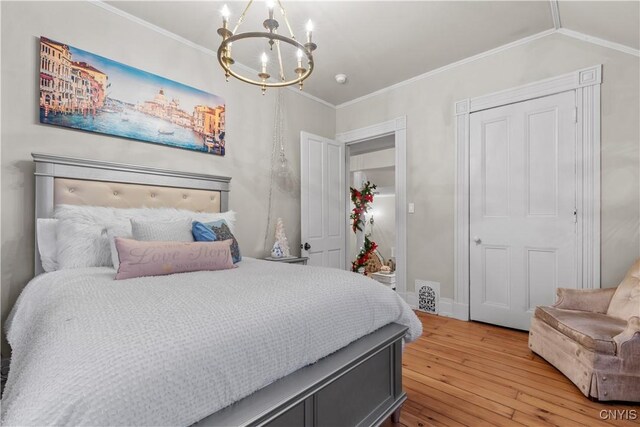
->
<box><xmin>271</xmin><ymin>217</ymin><xmax>291</xmax><ymax>258</ymax></box>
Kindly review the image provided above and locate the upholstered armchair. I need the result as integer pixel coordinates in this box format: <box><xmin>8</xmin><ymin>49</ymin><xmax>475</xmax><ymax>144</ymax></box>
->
<box><xmin>529</xmin><ymin>259</ymin><xmax>640</xmax><ymax>402</ymax></box>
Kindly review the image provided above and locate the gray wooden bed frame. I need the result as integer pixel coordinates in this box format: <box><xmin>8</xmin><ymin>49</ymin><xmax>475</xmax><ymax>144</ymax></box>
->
<box><xmin>32</xmin><ymin>153</ymin><xmax>408</xmax><ymax>426</ymax></box>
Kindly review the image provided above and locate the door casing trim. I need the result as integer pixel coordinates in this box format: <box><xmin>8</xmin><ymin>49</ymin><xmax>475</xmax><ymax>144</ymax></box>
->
<box><xmin>454</xmin><ymin>65</ymin><xmax>602</xmax><ymax>321</ymax></box>
<box><xmin>336</xmin><ymin>117</ymin><xmax>408</xmax><ymax>299</ymax></box>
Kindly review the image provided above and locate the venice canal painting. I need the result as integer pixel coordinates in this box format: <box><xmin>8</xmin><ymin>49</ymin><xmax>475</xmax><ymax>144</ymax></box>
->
<box><xmin>39</xmin><ymin>36</ymin><xmax>226</xmax><ymax>156</ymax></box>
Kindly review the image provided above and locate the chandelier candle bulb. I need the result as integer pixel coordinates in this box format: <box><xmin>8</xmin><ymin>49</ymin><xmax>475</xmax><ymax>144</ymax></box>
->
<box><xmin>306</xmin><ymin>20</ymin><xmax>313</xmax><ymax>43</ymax></box>
<box><xmin>221</xmin><ymin>4</ymin><xmax>230</xmax><ymax>26</ymax></box>
<box><xmin>217</xmin><ymin>4</ymin><xmax>233</xmax><ymax>41</ymax></box>
<box><xmin>261</xmin><ymin>52</ymin><xmax>268</xmax><ymax>73</ymax></box>
<box><xmin>267</xmin><ymin>0</ymin><xmax>275</xmax><ymax>20</ymax></box>
<box><xmin>296</xmin><ymin>49</ymin><xmax>303</xmax><ymax>68</ymax></box>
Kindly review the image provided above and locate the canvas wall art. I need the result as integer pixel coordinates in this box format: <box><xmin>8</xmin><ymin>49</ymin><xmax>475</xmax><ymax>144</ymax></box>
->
<box><xmin>39</xmin><ymin>36</ymin><xmax>227</xmax><ymax>155</ymax></box>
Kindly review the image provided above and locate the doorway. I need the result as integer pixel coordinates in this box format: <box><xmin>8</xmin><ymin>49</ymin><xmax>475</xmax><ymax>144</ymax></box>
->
<box><xmin>348</xmin><ymin>137</ymin><xmax>396</xmax><ymax>278</ymax></box>
<box><xmin>338</xmin><ymin>117</ymin><xmax>408</xmax><ymax>298</ymax></box>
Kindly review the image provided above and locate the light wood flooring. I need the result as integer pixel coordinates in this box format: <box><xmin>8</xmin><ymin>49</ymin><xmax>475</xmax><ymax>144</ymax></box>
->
<box><xmin>384</xmin><ymin>312</ymin><xmax>639</xmax><ymax>427</ymax></box>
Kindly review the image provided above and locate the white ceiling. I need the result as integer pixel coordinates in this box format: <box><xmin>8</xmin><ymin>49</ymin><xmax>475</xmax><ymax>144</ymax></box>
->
<box><xmin>105</xmin><ymin>1</ymin><xmax>640</xmax><ymax>106</ymax></box>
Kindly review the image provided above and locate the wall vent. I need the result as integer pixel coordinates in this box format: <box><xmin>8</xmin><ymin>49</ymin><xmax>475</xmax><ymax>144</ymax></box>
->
<box><xmin>415</xmin><ymin>280</ymin><xmax>440</xmax><ymax>314</ymax></box>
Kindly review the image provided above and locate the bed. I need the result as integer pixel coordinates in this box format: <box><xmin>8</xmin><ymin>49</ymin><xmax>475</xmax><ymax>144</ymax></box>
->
<box><xmin>1</xmin><ymin>153</ymin><xmax>422</xmax><ymax>426</ymax></box>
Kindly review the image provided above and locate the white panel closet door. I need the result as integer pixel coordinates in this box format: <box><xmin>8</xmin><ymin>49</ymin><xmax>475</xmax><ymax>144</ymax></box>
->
<box><xmin>469</xmin><ymin>91</ymin><xmax>577</xmax><ymax>331</ymax></box>
<box><xmin>300</xmin><ymin>132</ymin><xmax>345</xmax><ymax>269</ymax></box>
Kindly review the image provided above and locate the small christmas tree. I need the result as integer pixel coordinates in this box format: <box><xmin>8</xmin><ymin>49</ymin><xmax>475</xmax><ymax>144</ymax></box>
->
<box><xmin>271</xmin><ymin>218</ymin><xmax>291</xmax><ymax>258</ymax></box>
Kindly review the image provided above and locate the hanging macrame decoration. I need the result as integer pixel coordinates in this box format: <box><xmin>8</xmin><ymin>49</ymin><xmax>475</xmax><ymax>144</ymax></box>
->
<box><xmin>263</xmin><ymin>90</ymin><xmax>296</xmax><ymax>253</ymax></box>
<box><xmin>271</xmin><ymin>218</ymin><xmax>291</xmax><ymax>258</ymax></box>
<box><xmin>272</xmin><ymin>90</ymin><xmax>293</xmax><ymax>193</ymax></box>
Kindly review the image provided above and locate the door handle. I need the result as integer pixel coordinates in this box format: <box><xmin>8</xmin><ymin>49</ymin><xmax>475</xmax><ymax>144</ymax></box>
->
<box><xmin>473</xmin><ymin>236</ymin><xmax>482</xmax><ymax>244</ymax></box>
<box><xmin>301</xmin><ymin>242</ymin><xmax>311</xmax><ymax>251</ymax></box>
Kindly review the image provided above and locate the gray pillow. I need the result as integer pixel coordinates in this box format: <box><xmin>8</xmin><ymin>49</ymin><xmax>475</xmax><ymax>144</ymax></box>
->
<box><xmin>130</xmin><ymin>218</ymin><xmax>194</xmax><ymax>242</ymax></box>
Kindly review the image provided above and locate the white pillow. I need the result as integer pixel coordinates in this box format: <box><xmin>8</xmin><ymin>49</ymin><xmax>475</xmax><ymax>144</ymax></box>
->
<box><xmin>131</xmin><ymin>218</ymin><xmax>194</xmax><ymax>242</ymax></box>
<box><xmin>56</xmin><ymin>207</ymin><xmax>119</xmax><ymax>269</ymax></box>
<box><xmin>107</xmin><ymin>227</ymin><xmax>131</xmax><ymax>271</ymax></box>
<box><xmin>36</xmin><ymin>218</ymin><xmax>58</xmax><ymax>272</ymax></box>
<box><xmin>55</xmin><ymin>205</ymin><xmax>236</xmax><ymax>269</ymax></box>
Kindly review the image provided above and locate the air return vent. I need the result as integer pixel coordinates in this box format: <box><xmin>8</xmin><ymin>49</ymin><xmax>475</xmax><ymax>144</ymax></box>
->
<box><xmin>415</xmin><ymin>280</ymin><xmax>440</xmax><ymax>314</ymax></box>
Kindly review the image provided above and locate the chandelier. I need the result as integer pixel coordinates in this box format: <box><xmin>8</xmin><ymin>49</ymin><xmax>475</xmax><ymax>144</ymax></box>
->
<box><xmin>217</xmin><ymin>1</ymin><xmax>316</xmax><ymax>94</ymax></box>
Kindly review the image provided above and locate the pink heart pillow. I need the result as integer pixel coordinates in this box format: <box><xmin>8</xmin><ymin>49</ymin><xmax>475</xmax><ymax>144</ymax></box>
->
<box><xmin>115</xmin><ymin>238</ymin><xmax>235</xmax><ymax>280</ymax></box>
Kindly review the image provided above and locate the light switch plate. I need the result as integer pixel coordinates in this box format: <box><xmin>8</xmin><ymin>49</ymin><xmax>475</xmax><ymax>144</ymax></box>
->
<box><xmin>408</xmin><ymin>203</ymin><xmax>415</xmax><ymax>214</ymax></box>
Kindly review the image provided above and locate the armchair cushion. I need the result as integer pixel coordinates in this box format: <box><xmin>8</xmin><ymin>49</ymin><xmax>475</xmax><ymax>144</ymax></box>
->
<box><xmin>534</xmin><ymin>306</ymin><xmax>627</xmax><ymax>355</ymax></box>
<box><xmin>607</xmin><ymin>258</ymin><xmax>640</xmax><ymax>321</ymax></box>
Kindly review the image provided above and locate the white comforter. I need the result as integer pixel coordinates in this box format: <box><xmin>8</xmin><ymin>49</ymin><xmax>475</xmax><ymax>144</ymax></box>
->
<box><xmin>2</xmin><ymin>258</ymin><xmax>422</xmax><ymax>426</ymax></box>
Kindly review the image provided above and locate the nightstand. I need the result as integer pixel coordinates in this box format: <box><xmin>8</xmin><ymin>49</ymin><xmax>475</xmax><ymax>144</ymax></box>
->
<box><xmin>263</xmin><ymin>256</ymin><xmax>309</xmax><ymax>265</ymax></box>
<box><xmin>370</xmin><ymin>272</ymin><xmax>396</xmax><ymax>290</ymax></box>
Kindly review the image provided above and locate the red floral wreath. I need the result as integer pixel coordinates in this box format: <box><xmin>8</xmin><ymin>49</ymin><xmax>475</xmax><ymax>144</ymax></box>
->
<box><xmin>350</xmin><ymin>181</ymin><xmax>377</xmax><ymax>233</ymax></box>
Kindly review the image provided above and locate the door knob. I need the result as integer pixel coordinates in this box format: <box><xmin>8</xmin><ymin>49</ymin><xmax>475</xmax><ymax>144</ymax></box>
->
<box><xmin>301</xmin><ymin>242</ymin><xmax>311</xmax><ymax>251</ymax></box>
<box><xmin>473</xmin><ymin>236</ymin><xmax>481</xmax><ymax>244</ymax></box>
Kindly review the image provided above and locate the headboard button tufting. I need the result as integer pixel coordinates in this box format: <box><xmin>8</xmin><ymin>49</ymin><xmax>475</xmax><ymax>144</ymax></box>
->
<box><xmin>52</xmin><ymin>178</ymin><xmax>222</xmax><ymax>214</ymax></box>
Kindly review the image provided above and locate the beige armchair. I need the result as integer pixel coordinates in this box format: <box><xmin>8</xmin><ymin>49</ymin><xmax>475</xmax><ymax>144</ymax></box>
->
<box><xmin>529</xmin><ymin>259</ymin><xmax>640</xmax><ymax>402</ymax></box>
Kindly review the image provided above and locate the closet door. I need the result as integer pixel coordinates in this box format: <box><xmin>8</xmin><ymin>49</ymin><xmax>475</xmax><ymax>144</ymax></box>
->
<box><xmin>469</xmin><ymin>91</ymin><xmax>578</xmax><ymax>330</ymax></box>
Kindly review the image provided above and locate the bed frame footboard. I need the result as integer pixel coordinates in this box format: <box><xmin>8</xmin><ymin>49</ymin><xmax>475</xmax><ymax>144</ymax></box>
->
<box><xmin>196</xmin><ymin>323</ymin><xmax>408</xmax><ymax>427</ymax></box>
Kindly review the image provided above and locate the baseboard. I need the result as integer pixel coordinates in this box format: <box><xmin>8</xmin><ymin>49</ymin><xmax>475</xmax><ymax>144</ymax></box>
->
<box><xmin>453</xmin><ymin>302</ymin><xmax>469</xmax><ymax>321</ymax></box>
<box><xmin>438</xmin><ymin>298</ymin><xmax>469</xmax><ymax>321</ymax></box>
<box><xmin>439</xmin><ymin>298</ymin><xmax>454</xmax><ymax>317</ymax></box>
<box><xmin>402</xmin><ymin>291</ymin><xmax>469</xmax><ymax>321</ymax></box>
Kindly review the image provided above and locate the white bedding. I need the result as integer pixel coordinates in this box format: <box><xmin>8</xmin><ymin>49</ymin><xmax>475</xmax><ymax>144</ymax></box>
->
<box><xmin>2</xmin><ymin>258</ymin><xmax>422</xmax><ymax>426</ymax></box>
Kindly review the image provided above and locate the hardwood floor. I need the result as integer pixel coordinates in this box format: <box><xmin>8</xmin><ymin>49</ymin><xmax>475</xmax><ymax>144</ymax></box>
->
<box><xmin>384</xmin><ymin>312</ymin><xmax>640</xmax><ymax>427</ymax></box>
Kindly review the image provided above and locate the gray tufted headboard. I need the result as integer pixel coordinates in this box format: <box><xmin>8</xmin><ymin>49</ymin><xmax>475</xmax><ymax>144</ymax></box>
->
<box><xmin>32</xmin><ymin>153</ymin><xmax>231</xmax><ymax>275</ymax></box>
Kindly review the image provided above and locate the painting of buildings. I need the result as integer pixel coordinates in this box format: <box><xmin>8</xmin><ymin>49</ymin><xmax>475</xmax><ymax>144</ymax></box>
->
<box><xmin>39</xmin><ymin>36</ymin><xmax>227</xmax><ymax>156</ymax></box>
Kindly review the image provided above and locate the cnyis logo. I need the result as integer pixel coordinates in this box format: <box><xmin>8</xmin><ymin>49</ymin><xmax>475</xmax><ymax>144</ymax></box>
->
<box><xmin>599</xmin><ymin>410</ymin><xmax>638</xmax><ymax>421</ymax></box>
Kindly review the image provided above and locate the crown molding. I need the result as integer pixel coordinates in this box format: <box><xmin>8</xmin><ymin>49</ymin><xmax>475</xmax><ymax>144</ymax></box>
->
<box><xmin>557</xmin><ymin>28</ymin><xmax>640</xmax><ymax>58</ymax></box>
<box><xmin>88</xmin><ymin>0</ymin><xmax>336</xmax><ymax>109</ymax></box>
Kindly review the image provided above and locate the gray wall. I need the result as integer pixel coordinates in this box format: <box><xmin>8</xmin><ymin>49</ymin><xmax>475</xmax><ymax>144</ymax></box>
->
<box><xmin>336</xmin><ymin>33</ymin><xmax>640</xmax><ymax>298</ymax></box>
<box><xmin>0</xmin><ymin>1</ymin><xmax>335</xmax><ymax>354</ymax></box>
<box><xmin>2</xmin><ymin>2</ymin><xmax>639</xmax><ymax>356</ymax></box>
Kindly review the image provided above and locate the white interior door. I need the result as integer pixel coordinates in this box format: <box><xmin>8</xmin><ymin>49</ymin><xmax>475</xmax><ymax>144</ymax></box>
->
<box><xmin>469</xmin><ymin>91</ymin><xmax>578</xmax><ymax>331</ymax></box>
<box><xmin>300</xmin><ymin>132</ymin><xmax>345</xmax><ymax>268</ymax></box>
